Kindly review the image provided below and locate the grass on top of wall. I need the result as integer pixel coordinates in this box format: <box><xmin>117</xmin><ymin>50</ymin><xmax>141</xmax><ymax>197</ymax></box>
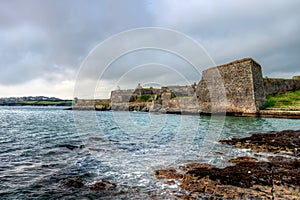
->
<box><xmin>261</xmin><ymin>90</ymin><xmax>300</xmax><ymax>109</ymax></box>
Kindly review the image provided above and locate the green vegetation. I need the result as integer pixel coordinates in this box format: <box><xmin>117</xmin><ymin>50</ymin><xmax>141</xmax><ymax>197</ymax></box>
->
<box><xmin>129</xmin><ymin>94</ymin><xmax>153</xmax><ymax>102</ymax></box>
<box><xmin>139</xmin><ymin>94</ymin><xmax>152</xmax><ymax>102</ymax></box>
<box><xmin>260</xmin><ymin>99</ymin><xmax>276</xmax><ymax>110</ymax></box>
<box><xmin>129</xmin><ymin>95</ymin><xmax>137</xmax><ymax>102</ymax></box>
<box><xmin>38</xmin><ymin>101</ymin><xmax>72</xmax><ymax>105</ymax></box>
<box><xmin>171</xmin><ymin>96</ymin><xmax>193</xmax><ymax>100</ymax></box>
<box><xmin>20</xmin><ymin>100</ymin><xmax>73</xmax><ymax>106</ymax></box>
<box><xmin>261</xmin><ymin>90</ymin><xmax>300</xmax><ymax>109</ymax></box>
<box><xmin>0</xmin><ymin>96</ymin><xmax>73</xmax><ymax>106</ymax></box>
<box><xmin>21</xmin><ymin>101</ymin><xmax>38</xmax><ymax>105</ymax></box>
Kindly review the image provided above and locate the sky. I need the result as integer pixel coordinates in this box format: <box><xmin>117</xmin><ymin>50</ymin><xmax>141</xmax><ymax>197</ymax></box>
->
<box><xmin>1</xmin><ymin>0</ymin><xmax>300</xmax><ymax>99</ymax></box>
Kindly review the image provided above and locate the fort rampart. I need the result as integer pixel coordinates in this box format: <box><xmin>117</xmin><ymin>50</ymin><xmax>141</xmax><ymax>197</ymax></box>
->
<box><xmin>263</xmin><ymin>78</ymin><xmax>300</xmax><ymax>95</ymax></box>
<box><xmin>73</xmin><ymin>58</ymin><xmax>300</xmax><ymax>115</ymax></box>
<box><xmin>196</xmin><ymin>58</ymin><xmax>265</xmax><ymax>114</ymax></box>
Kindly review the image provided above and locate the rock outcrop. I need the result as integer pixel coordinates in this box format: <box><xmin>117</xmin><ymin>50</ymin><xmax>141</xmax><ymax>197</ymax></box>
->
<box><xmin>219</xmin><ymin>129</ymin><xmax>300</xmax><ymax>155</ymax></box>
<box><xmin>155</xmin><ymin>129</ymin><xmax>300</xmax><ymax>199</ymax></box>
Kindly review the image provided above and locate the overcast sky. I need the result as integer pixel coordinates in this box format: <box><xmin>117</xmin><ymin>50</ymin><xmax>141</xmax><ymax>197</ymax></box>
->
<box><xmin>1</xmin><ymin>0</ymin><xmax>300</xmax><ymax>99</ymax></box>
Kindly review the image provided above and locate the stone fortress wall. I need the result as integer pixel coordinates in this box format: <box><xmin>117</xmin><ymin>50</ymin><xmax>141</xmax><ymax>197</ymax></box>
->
<box><xmin>196</xmin><ymin>58</ymin><xmax>266</xmax><ymax>114</ymax></box>
<box><xmin>73</xmin><ymin>98</ymin><xmax>110</xmax><ymax>110</ymax></box>
<box><xmin>73</xmin><ymin>58</ymin><xmax>300</xmax><ymax>115</ymax></box>
<box><xmin>163</xmin><ymin>85</ymin><xmax>195</xmax><ymax>97</ymax></box>
<box><xmin>110</xmin><ymin>84</ymin><xmax>197</xmax><ymax>112</ymax></box>
<box><xmin>110</xmin><ymin>89</ymin><xmax>135</xmax><ymax>104</ymax></box>
<box><xmin>263</xmin><ymin>77</ymin><xmax>300</xmax><ymax>95</ymax></box>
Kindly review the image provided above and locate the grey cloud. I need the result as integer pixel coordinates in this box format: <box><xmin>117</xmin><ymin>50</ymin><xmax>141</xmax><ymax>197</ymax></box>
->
<box><xmin>0</xmin><ymin>0</ymin><xmax>153</xmax><ymax>85</ymax></box>
<box><xmin>1</xmin><ymin>0</ymin><xmax>300</xmax><ymax>98</ymax></box>
<box><xmin>152</xmin><ymin>1</ymin><xmax>300</xmax><ymax>78</ymax></box>
<box><xmin>101</xmin><ymin>50</ymin><xmax>201</xmax><ymax>82</ymax></box>
<box><xmin>73</xmin><ymin>28</ymin><xmax>215</xmax><ymax>98</ymax></box>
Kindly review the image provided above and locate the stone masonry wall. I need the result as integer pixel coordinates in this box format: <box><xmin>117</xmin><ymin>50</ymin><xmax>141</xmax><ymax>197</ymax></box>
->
<box><xmin>166</xmin><ymin>86</ymin><xmax>195</xmax><ymax>97</ymax></box>
<box><xmin>196</xmin><ymin>58</ymin><xmax>266</xmax><ymax>114</ymax></box>
<box><xmin>74</xmin><ymin>58</ymin><xmax>299</xmax><ymax>115</ymax></box>
<box><xmin>251</xmin><ymin>61</ymin><xmax>266</xmax><ymax>110</ymax></box>
<box><xmin>73</xmin><ymin>99</ymin><xmax>110</xmax><ymax>110</ymax></box>
<box><xmin>162</xmin><ymin>96</ymin><xmax>200</xmax><ymax>113</ymax></box>
<box><xmin>110</xmin><ymin>89</ymin><xmax>135</xmax><ymax>103</ymax></box>
<box><xmin>263</xmin><ymin>78</ymin><xmax>300</xmax><ymax>95</ymax></box>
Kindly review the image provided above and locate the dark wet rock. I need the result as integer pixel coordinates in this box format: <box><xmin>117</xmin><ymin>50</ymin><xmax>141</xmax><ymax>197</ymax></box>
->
<box><xmin>185</xmin><ymin>159</ymin><xmax>300</xmax><ymax>188</ymax></box>
<box><xmin>179</xmin><ymin>163</ymin><xmax>214</xmax><ymax>172</ymax></box>
<box><xmin>155</xmin><ymin>168</ymin><xmax>183</xmax><ymax>179</ymax></box>
<box><xmin>219</xmin><ymin>129</ymin><xmax>300</xmax><ymax>155</ymax></box>
<box><xmin>253</xmin><ymin>153</ymin><xmax>266</xmax><ymax>157</ymax></box>
<box><xmin>267</xmin><ymin>155</ymin><xmax>296</xmax><ymax>163</ymax></box>
<box><xmin>41</xmin><ymin>163</ymin><xmax>59</xmax><ymax>168</ymax></box>
<box><xmin>75</xmin><ymin>197</ymin><xmax>92</xmax><ymax>200</ymax></box>
<box><xmin>61</xmin><ymin>177</ymin><xmax>85</xmax><ymax>188</ymax></box>
<box><xmin>88</xmin><ymin>137</ymin><xmax>108</xmax><ymax>142</ymax></box>
<box><xmin>156</xmin><ymin>129</ymin><xmax>300</xmax><ymax>199</ymax></box>
<box><xmin>88</xmin><ymin>148</ymin><xmax>112</xmax><ymax>152</ymax></box>
<box><xmin>164</xmin><ymin>180</ymin><xmax>175</xmax><ymax>185</ymax></box>
<box><xmin>89</xmin><ymin>180</ymin><xmax>117</xmax><ymax>191</ymax></box>
<box><xmin>179</xmin><ymin>176</ymin><xmax>275</xmax><ymax>199</ymax></box>
<box><xmin>61</xmin><ymin>177</ymin><xmax>117</xmax><ymax>192</ymax></box>
<box><xmin>59</xmin><ymin>144</ymin><xmax>85</xmax><ymax>150</ymax></box>
<box><xmin>176</xmin><ymin>158</ymin><xmax>300</xmax><ymax>199</ymax></box>
<box><xmin>229</xmin><ymin>156</ymin><xmax>257</xmax><ymax>163</ymax></box>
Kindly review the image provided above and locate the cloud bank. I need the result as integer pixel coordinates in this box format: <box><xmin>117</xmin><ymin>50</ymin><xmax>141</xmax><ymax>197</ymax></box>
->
<box><xmin>0</xmin><ymin>0</ymin><xmax>299</xmax><ymax>98</ymax></box>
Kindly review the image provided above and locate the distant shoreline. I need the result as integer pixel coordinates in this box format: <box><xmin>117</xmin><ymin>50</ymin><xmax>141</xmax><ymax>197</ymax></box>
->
<box><xmin>0</xmin><ymin>103</ymin><xmax>72</xmax><ymax>107</ymax></box>
<box><xmin>0</xmin><ymin>96</ymin><xmax>72</xmax><ymax>107</ymax></box>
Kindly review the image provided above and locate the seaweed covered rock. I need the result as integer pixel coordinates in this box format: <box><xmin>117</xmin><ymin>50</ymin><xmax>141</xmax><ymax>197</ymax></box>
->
<box><xmin>176</xmin><ymin>157</ymin><xmax>300</xmax><ymax>199</ymax></box>
<box><xmin>155</xmin><ymin>168</ymin><xmax>183</xmax><ymax>179</ymax></box>
<box><xmin>155</xmin><ymin>129</ymin><xmax>300</xmax><ymax>199</ymax></box>
<box><xmin>220</xmin><ymin>129</ymin><xmax>300</xmax><ymax>155</ymax></box>
<box><xmin>90</xmin><ymin>180</ymin><xmax>117</xmax><ymax>190</ymax></box>
<box><xmin>185</xmin><ymin>158</ymin><xmax>300</xmax><ymax>188</ymax></box>
<box><xmin>229</xmin><ymin>156</ymin><xmax>257</xmax><ymax>163</ymax></box>
<box><xmin>61</xmin><ymin>177</ymin><xmax>85</xmax><ymax>188</ymax></box>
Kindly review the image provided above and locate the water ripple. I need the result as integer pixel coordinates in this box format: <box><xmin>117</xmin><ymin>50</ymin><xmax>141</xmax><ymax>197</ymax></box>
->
<box><xmin>0</xmin><ymin>106</ymin><xmax>300</xmax><ymax>199</ymax></box>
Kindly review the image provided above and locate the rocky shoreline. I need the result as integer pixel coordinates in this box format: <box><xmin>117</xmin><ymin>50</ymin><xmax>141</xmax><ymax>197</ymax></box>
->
<box><xmin>155</xmin><ymin>129</ymin><xmax>300</xmax><ymax>199</ymax></box>
<box><xmin>70</xmin><ymin>106</ymin><xmax>300</xmax><ymax>119</ymax></box>
<box><xmin>258</xmin><ymin>110</ymin><xmax>300</xmax><ymax>119</ymax></box>
<box><xmin>69</xmin><ymin>108</ymin><xmax>300</xmax><ymax>122</ymax></box>
<box><xmin>59</xmin><ymin>129</ymin><xmax>300</xmax><ymax>199</ymax></box>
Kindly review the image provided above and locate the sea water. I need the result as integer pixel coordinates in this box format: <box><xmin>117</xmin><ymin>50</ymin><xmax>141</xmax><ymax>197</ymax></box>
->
<box><xmin>0</xmin><ymin>106</ymin><xmax>299</xmax><ymax>199</ymax></box>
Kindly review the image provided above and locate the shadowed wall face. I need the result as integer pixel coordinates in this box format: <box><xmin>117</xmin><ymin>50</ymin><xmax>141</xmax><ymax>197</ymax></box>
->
<box><xmin>263</xmin><ymin>78</ymin><xmax>300</xmax><ymax>96</ymax></box>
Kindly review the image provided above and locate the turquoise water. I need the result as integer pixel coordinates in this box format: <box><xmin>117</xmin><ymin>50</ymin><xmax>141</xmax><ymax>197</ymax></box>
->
<box><xmin>0</xmin><ymin>106</ymin><xmax>299</xmax><ymax>199</ymax></box>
